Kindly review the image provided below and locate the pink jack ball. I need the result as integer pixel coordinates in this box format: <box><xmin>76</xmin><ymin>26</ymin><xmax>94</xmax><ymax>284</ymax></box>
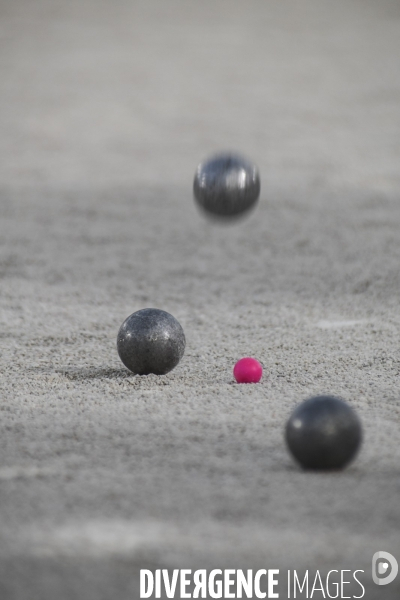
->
<box><xmin>233</xmin><ymin>357</ymin><xmax>263</xmax><ymax>384</ymax></box>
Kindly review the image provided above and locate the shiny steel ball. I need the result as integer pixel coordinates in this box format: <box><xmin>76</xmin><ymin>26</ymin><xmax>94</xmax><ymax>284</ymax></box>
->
<box><xmin>117</xmin><ymin>308</ymin><xmax>186</xmax><ymax>375</ymax></box>
<box><xmin>193</xmin><ymin>153</ymin><xmax>260</xmax><ymax>218</ymax></box>
<box><xmin>285</xmin><ymin>395</ymin><xmax>362</xmax><ymax>470</ymax></box>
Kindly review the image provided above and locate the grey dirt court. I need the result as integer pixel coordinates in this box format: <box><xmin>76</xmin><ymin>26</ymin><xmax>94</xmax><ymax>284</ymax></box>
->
<box><xmin>0</xmin><ymin>1</ymin><xmax>399</xmax><ymax>598</ymax></box>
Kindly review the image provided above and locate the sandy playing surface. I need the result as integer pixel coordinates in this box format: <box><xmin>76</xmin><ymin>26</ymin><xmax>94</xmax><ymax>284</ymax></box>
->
<box><xmin>0</xmin><ymin>1</ymin><xmax>399</xmax><ymax>598</ymax></box>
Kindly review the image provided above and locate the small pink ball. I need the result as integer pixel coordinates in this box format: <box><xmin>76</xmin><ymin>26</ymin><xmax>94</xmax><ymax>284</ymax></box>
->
<box><xmin>233</xmin><ymin>357</ymin><xmax>263</xmax><ymax>384</ymax></box>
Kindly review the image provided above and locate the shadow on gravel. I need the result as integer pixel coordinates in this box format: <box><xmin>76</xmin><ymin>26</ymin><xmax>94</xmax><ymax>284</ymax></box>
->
<box><xmin>56</xmin><ymin>367</ymin><xmax>132</xmax><ymax>381</ymax></box>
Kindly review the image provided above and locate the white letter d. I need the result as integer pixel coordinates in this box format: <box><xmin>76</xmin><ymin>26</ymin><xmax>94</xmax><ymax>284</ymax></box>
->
<box><xmin>140</xmin><ymin>570</ymin><xmax>154</xmax><ymax>598</ymax></box>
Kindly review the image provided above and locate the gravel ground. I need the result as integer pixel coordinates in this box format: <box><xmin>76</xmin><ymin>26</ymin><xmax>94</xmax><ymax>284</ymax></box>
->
<box><xmin>0</xmin><ymin>1</ymin><xmax>400</xmax><ymax>598</ymax></box>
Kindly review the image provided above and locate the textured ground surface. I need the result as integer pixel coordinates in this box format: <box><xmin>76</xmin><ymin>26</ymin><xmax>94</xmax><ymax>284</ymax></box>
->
<box><xmin>0</xmin><ymin>1</ymin><xmax>400</xmax><ymax>598</ymax></box>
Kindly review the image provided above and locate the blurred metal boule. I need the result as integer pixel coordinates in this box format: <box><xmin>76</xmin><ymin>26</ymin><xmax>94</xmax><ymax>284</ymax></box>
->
<box><xmin>193</xmin><ymin>152</ymin><xmax>260</xmax><ymax>219</ymax></box>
